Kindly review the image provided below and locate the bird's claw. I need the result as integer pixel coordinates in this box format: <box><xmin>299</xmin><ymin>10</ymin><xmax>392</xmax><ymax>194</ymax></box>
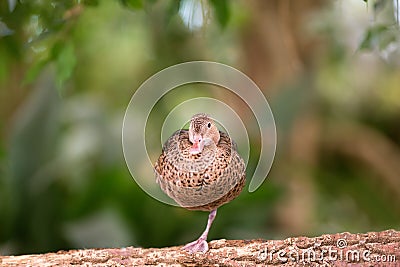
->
<box><xmin>182</xmin><ymin>238</ymin><xmax>209</xmax><ymax>253</ymax></box>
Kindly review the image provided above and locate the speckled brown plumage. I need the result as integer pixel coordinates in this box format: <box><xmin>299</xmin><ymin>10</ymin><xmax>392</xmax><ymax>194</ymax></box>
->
<box><xmin>155</xmin><ymin>130</ymin><xmax>246</xmax><ymax>211</ymax></box>
<box><xmin>154</xmin><ymin>113</ymin><xmax>246</xmax><ymax>253</ymax></box>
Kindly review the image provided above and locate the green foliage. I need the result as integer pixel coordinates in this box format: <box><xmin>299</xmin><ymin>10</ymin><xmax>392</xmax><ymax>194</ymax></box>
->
<box><xmin>359</xmin><ymin>24</ymin><xmax>399</xmax><ymax>50</ymax></box>
<box><xmin>0</xmin><ymin>0</ymin><xmax>400</xmax><ymax>257</ymax></box>
<box><xmin>208</xmin><ymin>0</ymin><xmax>230</xmax><ymax>28</ymax></box>
<box><xmin>360</xmin><ymin>0</ymin><xmax>400</xmax><ymax>54</ymax></box>
<box><xmin>23</xmin><ymin>59</ymin><xmax>49</xmax><ymax>85</ymax></box>
<box><xmin>0</xmin><ymin>0</ymin><xmax>234</xmax><ymax>90</ymax></box>
<box><xmin>83</xmin><ymin>0</ymin><xmax>100</xmax><ymax>7</ymax></box>
<box><xmin>119</xmin><ymin>0</ymin><xmax>144</xmax><ymax>10</ymax></box>
<box><xmin>359</xmin><ymin>0</ymin><xmax>400</xmax><ymax>54</ymax></box>
<box><xmin>23</xmin><ymin>41</ymin><xmax>77</xmax><ymax>92</ymax></box>
<box><xmin>54</xmin><ymin>41</ymin><xmax>77</xmax><ymax>92</ymax></box>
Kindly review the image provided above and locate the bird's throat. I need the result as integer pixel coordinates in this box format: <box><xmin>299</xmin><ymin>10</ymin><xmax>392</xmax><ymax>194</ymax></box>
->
<box><xmin>190</xmin><ymin>140</ymin><xmax>204</xmax><ymax>155</ymax></box>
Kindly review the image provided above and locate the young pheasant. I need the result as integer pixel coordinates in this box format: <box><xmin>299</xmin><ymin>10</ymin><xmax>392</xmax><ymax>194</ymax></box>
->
<box><xmin>154</xmin><ymin>113</ymin><xmax>246</xmax><ymax>253</ymax></box>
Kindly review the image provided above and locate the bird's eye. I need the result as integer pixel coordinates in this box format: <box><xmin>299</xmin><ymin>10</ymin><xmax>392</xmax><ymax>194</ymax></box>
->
<box><xmin>207</xmin><ymin>122</ymin><xmax>211</xmax><ymax>128</ymax></box>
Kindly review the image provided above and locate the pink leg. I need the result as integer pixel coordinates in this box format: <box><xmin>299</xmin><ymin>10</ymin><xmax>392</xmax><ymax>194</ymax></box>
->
<box><xmin>182</xmin><ymin>209</ymin><xmax>217</xmax><ymax>253</ymax></box>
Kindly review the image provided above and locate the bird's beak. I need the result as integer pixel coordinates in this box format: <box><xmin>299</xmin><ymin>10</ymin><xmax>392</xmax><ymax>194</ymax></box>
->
<box><xmin>190</xmin><ymin>135</ymin><xmax>204</xmax><ymax>155</ymax></box>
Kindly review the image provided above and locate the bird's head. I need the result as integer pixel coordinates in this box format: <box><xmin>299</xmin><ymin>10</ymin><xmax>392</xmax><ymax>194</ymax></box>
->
<box><xmin>188</xmin><ymin>113</ymin><xmax>220</xmax><ymax>155</ymax></box>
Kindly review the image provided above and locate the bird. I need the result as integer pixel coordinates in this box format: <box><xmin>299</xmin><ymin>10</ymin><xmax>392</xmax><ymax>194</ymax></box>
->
<box><xmin>154</xmin><ymin>113</ymin><xmax>246</xmax><ymax>253</ymax></box>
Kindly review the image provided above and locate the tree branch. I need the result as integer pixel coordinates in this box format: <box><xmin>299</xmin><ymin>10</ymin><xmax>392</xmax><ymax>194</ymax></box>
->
<box><xmin>1</xmin><ymin>230</ymin><xmax>399</xmax><ymax>266</ymax></box>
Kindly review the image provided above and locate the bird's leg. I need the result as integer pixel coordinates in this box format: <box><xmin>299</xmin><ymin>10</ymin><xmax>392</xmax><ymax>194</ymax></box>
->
<box><xmin>182</xmin><ymin>209</ymin><xmax>217</xmax><ymax>253</ymax></box>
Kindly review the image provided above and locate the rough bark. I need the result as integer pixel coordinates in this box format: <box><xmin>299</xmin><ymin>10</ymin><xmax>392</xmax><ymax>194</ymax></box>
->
<box><xmin>1</xmin><ymin>230</ymin><xmax>399</xmax><ymax>266</ymax></box>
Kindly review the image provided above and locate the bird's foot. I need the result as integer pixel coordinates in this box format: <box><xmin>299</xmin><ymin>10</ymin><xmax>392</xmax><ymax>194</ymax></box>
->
<box><xmin>182</xmin><ymin>237</ymin><xmax>208</xmax><ymax>253</ymax></box>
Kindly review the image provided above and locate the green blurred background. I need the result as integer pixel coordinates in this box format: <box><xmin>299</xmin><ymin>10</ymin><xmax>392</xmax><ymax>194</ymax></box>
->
<box><xmin>1</xmin><ymin>0</ymin><xmax>400</xmax><ymax>256</ymax></box>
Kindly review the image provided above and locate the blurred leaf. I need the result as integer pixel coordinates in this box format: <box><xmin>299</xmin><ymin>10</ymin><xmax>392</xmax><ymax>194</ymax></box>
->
<box><xmin>119</xmin><ymin>0</ymin><xmax>143</xmax><ymax>10</ymax></box>
<box><xmin>7</xmin><ymin>0</ymin><xmax>17</xmax><ymax>12</ymax></box>
<box><xmin>208</xmin><ymin>0</ymin><xmax>229</xmax><ymax>28</ymax></box>
<box><xmin>23</xmin><ymin>59</ymin><xmax>49</xmax><ymax>85</ymax></box>
<box><xmin>167</xmin><ymin>0</ymin><xmax>181</xmax><ymax>20</ymax></box>
<box><xmin>359</xmin><ymin>24</ymin><xmax>395</xmax><ymax>50</ymax></box>
<box><xmin>83</xmin><ymin>0</ymin><xmax>99</xmax><ymax>7</ymax></box>
<box><xmin>53</xmin><ymin>41</ymin><xmax>76</xmax><ymax>92</ymax></box>
<box><xmin>0</xmin><ymin>20</ymin><xmax>14</xmax><ymax>37</ymax></box>
<box><xmin>359</xmin><ymin>25</ymin><xmax>381</xmax><ymax>50</ymax></box>
<box><xmin>51</xmin><ymin>41</ymin><xmax>64</xmax><ymax>59</ymax></box>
